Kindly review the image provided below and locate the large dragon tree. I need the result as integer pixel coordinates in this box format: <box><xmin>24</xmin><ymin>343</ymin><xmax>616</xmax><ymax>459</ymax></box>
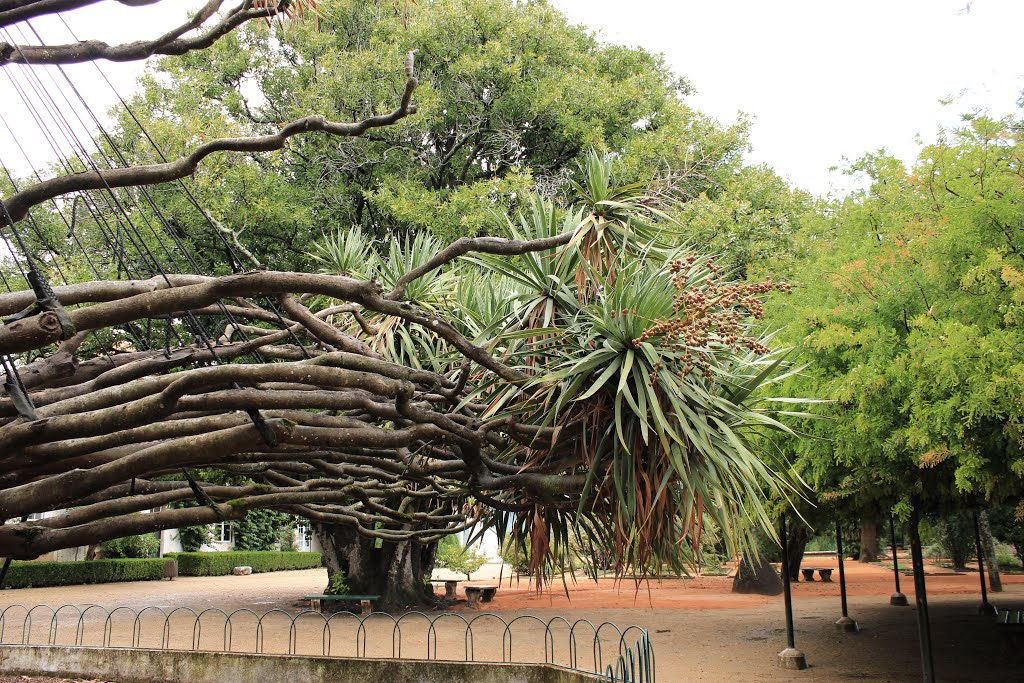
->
<box><xmin>0</xmin><ymin>1</ymin><xmax>800</xmax><ymax>609</ymax></box>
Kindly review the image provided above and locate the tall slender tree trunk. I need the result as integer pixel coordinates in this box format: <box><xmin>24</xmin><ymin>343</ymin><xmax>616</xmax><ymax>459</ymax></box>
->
<box><xmin>859</xmin><ymin>519</ymin><xmax>879</xmax><ymax>562</ymax></box>
<box><xmin>979</xmin><ymin>511</ymin><xmax>1003</xmax><ymax>592</ymax></box>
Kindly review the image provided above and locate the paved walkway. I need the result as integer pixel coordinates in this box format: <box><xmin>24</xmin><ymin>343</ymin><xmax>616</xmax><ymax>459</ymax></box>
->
<box><xmin>1</xmin><ymin>562</ymin><xmax>1021</xmax><ymax>680</ymax></box>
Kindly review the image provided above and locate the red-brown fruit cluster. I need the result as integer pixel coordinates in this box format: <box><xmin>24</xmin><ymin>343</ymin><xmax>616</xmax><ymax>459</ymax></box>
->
<box><xmin>633</xmin><ymin>257</ymin><xmax>790</xmax><ymax>380</ymax></box>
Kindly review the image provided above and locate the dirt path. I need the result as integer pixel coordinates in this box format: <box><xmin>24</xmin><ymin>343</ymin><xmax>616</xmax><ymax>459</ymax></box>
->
<box><xmin>1</xmin><ymin>559</ymin><xmax>1020</xmax><ymax>681</ymax></box>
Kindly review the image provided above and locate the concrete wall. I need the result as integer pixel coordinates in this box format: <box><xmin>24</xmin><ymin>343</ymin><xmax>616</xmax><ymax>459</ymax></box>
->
<box><xmin>0</xmin><ymin>645</ymin><xmax>600</xmax><ymax>683</ymax></box>
<box><xmin>159</xmin><ymin>528</ymin><xmax>183</xmax><ymax>555</ymax></box>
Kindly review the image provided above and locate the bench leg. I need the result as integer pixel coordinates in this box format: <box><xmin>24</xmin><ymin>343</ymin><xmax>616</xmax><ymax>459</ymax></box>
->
<box><xmin>466</xmin><ymin>591</ymin><xmax>481</xmax><ymax>609</ymax></box>
<box><xmin>311</xmin><ymin>599</ymin><xmax>322</xmax><ymax>613</ymax></box>
<box><xmin>445</xmin><ymin>582</ymin><xmax>456</xmax><ymax>599</ymax></box>
<box><xmin>360</xmin><ymin>599</ymin><xmax>372</xmax><ymax>616</ymax></box>
<box><xmin>481</xmin><ymin>589</ymin><xmax>495</xmax><ymax>603</ymax></box>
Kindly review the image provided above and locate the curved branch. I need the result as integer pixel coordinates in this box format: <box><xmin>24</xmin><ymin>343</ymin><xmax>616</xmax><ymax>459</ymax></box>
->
<box><xmin>1</xmin><ymin>56</ymin><xmax>417</xmax><ymax>225</ymax></box>
<box><xmin>0</xmin><ymin>419</ymin><xmax>294</xmax><ymax>519</ymax></box>
<box><xmin>0</xmin><ymin>271</ymin><xmax>527</xmax><ymax>382</ymax></box>
<box><xmin>387</xmin><ymin>229</ymin><xmax>576</xmax><ymax>300</ymax></box>
<box><xmin>278</xmin><ymin>293</ymin><xmax>378</xmax><ymax>357</ymax></box>
<box><xmin>1</xmin><ymin>1</ymin><xmax>290</xmax><ymax>66</ymax></box>
<box><xmin>0</xmin><ymin>274</ymin><xmax>207</xmax><ymax>316</ymax></box>
<box><xmin>0</xmin><ymin>501</ymin><xmax>243</xmax><ymax>560</ymax></box>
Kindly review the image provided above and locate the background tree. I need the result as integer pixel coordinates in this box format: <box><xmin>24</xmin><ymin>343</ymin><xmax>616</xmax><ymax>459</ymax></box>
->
<box><xmin>232</xmin><ymin>509</ymin><xmax>293</xmax><ymax>551</ymax></box>
<box><xmin>87</xmin><ymin>0</ymin><xmax>742</xmax><ymax>272</ymax></box>
<box><xmin>762</xmin><ymin>110</ymin><xmax>1024</xmax><ymax>551</ymax></box>
<box><xmin>988</xmin><ymin>504</ymin><xmax>1024</xmax><ymax>569</ymax></box>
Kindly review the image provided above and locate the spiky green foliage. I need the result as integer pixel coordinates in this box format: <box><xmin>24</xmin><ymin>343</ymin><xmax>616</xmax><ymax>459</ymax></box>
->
<box><xmin>305</xmin><ymin>153</ymin><xmax>801</xmax><ymax>580</ymax></box>
<box><xmin>476</xmin><ymin>251</ymin><xmax>798</xmax><ymax>577</ymax></box>
<box><xmin>309</xmin><ymin>227</ymin><xmax>375</xmax><ymax>278</ymax></box>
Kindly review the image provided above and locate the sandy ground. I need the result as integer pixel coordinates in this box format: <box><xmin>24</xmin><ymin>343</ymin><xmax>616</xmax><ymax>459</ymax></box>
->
<box><xmin>1</xmin><ymin>557</ymin><xmax>1020</xmax><ymax>681</ymax></box>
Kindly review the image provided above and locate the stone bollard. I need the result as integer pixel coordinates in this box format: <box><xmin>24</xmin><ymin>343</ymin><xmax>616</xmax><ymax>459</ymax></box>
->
<box><xmin>232</xmin><ymin>566</ymin><xmax>253</xmax><ymax>576</ymax></box>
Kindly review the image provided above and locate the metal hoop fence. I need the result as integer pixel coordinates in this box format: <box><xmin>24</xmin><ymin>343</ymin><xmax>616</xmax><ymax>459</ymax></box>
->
<box><xmin>0</xmin><ymin>604</ymin><xmax>654</xmax><ymax>683</ymax></box>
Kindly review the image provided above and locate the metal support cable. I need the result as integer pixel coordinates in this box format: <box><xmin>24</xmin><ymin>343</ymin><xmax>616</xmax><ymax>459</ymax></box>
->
<box><xmin>1</xmin><ymin>64</ymin><xmax>157</xmax><ymax>350</ymax></box>
<box><xmin>0</xmin><ymin>21</ymin><xmax>307</xmax><ymax>447</ymax></box>
<box><xmin>64</xmin><ymin>16</ymin><xmax>314</xmax><ymax>360</ymax></box>
<box><xmin>11</xmin><ymin>30</ymin><xmax>277</xmax><ymax>445</ymax></box>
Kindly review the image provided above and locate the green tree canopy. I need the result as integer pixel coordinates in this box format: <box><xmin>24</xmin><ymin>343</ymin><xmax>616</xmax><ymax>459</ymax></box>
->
<box><xmin>767</xmin><ymin>110</ymin><xmax>1024</xmax><ymax>519</ymax></box>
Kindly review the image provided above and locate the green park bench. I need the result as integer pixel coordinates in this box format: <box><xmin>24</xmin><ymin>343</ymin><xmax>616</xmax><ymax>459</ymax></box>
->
<box><xmin>997</xmin><ymin>608</ymin><xmax>1024</xmax><ymax>651</ymax></box>
<box><xmin>304</xmin><ymin>593</ymin><xmax>381</xmax><ymax>616</ymax></box>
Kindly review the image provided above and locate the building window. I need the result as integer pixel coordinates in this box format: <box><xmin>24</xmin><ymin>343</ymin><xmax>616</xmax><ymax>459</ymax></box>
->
<box><xmin>296</xmin><ymin>522</ymin><xmax>312</xmax><ymax>551</ymax></box>
<box><xmin>212</xmin><ymin>522</ymin><xmax>233</xmax><ymax>544</ymax></box>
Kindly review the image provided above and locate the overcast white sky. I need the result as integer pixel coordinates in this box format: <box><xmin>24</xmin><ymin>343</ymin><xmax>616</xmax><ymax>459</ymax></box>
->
<box><xmin>1</xmin><ymin>0</ymin><xmax>1022</xmax><ymax>197</ymax></box>
<box><xmin>555</xmin><ymin>0</ymin><xmax>1024</xmax><ymax>195</ymax></box>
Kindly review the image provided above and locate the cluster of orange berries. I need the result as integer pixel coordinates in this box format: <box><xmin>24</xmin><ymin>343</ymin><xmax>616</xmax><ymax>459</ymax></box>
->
<box><xmin>632</xmin><ymin>257</ymin><xmax>791</xmax><ymax>380</ymax></box>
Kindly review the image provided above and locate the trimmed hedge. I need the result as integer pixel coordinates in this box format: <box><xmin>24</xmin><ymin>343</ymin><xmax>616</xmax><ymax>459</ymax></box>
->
<box><xmin>166</xmin><ymin>551</ymin><xmax>323</xmax><ymax>576</ymax></box>
<box><xmin>1</xmin><ymin>559</ymin><xmax>166</xmax><ymax>589</ymax></box>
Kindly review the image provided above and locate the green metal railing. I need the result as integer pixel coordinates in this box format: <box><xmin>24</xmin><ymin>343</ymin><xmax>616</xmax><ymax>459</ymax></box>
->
<box><xmin>0</xmin><ymin>603</ymin><xmax>654</xmax><ymax>682</ymax></box>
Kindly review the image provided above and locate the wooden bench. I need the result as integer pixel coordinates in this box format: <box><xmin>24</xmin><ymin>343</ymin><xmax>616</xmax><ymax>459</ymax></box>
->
<box><xmin>430</xmin><ymin>579</ymin><xmax>461</xmax><ymax>599</ymax></box>
<box><xmin>463</xmin><ymin>585</ymin><xmax>498</xmax><ymax>608</ymax></box>
<box><xmin>997</xmin><ymin>609</ymin><xmax>1024</xmax><ymax>651</ymax></box>
<box><xmin>303</xmin><ymin>594</ymin><xmax>380</xmax><ymax>616</ymax></box>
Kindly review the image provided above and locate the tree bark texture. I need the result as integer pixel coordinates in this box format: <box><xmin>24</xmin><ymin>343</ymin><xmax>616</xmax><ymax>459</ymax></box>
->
<box><xmin>314</xmin><ymin>521</ymin><xmax>437</xmax><ymax>611</ymax></box>
<box><xmin>785</xmin><ymin>521</ymin><xmax>809</xmax><ymax>581</ymax></box>
<box><xmin>979</xmin><ymin>510</ymin><xmax>1003</xmax><ymax>592</ymax></box>
<box><xmin>859</xmin><ymin>519</ymin><xmax>879</xmax><ymax>562</ymax></box>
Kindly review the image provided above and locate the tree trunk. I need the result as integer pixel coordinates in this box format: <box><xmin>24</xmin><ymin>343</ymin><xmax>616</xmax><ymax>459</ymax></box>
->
<box><xmin>732</xmin><ymin>553</ymin><xmax>783</xmax><ymax>595</ymax></box>
<box><xmin>313</xmin><ymin>521</ymin><xmax>437</xmax><ymax>611</ymax></box>
<box><xmin>859</xmin><ymin>519</ymin><xmax>879</xmax><ymax>562</ymax></box>
<box><xmin>785</xmin><ymin>522</ymin><xmax>810</xmax><ymax>581</ymax></box>
<box><xmin>979</xmin><ymin>511</ymin><xmax>1003</xmax><ymax>592</ymax></box>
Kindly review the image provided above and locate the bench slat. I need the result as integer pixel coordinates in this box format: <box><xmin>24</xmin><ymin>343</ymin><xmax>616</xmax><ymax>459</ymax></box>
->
<box><xmin>997</xmin><ymin>609</ymin><xmax>1024</xmax><ymax>626</ymax></box>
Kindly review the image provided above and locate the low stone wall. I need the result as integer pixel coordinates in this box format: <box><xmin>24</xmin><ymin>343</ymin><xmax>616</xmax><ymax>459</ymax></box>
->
<box><xmin>0</xmin><ymin>645</ymin><xmax>601</xmax><ymax>683</ymax></box>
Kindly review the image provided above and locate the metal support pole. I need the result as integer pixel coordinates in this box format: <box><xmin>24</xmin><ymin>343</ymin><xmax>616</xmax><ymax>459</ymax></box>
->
<box><xmin>777</xmin><ymin>513</ymin><xmax>807</xmax><ymax>670</ymax></box>
<box><xmin>889</xmin><ymin>514</ymin><xmax>908</xmax><ymax>606</ymax></box>
<box><xmin>973</xmin><ymin>511</ymin><xmax>997</xmax><ymax>616</ymax></box>
<box><xmin>909</xmin><ymin>502</ymin><xmax>935</xmax><ymax>683</ymax></box>
<box><xmin>835</xmin><ymin>520</ymin><xmax>859</xmax><ymax>632</ymax></box>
